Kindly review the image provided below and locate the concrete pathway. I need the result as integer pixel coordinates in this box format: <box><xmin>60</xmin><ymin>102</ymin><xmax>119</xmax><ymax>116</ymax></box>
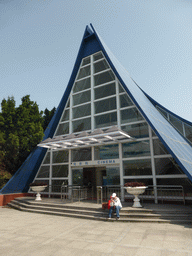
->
<box><xmin>1</xmin><ymin>207</ymin><xmax>192</xmax><ymax>256</ymax></box>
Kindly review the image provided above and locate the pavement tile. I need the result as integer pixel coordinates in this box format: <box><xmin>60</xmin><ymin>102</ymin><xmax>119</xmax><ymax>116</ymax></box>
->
<box><xmin>163</xmin><ymin>241</ymin><xmax>186</xmax><ymax>250</ymax></box>
<box><xmin>135</xmin><ymin>247</ymin><xmax>162</xmax><ymax>256</ymax></box>
<box><xmin>85</xmin><ymin>242</ymin><xmax>114</xmax><ymax>253</ymax></box>
<box><xmin>140</xmin><ymin>239</ymin><xmax>164</xmax><ymax>249</ymax></box>
<box><xmin>119</xmin><ymin>237</ymin><xmax>143</xmax><ymax>246</ymax></box>
<box><xmin>112</xmin><ymin>245</ymin><xmax>138</xmax><ymax>255</ymax></box>
<box><xmin>145</xmin><ymin>234</ymin><xmax>165</xmax><ymax>241</ymax></box>
<box><xmin>65</xmin><ymin>240</ymin><xmax>89</xmax><ymax>249</ymax></box>
<box><xmin>161</xmin><ymin>250</ymin><xmax>188</xmax><ymax>256</ymax></box>
<box><xmin>1</xmin><ymin>206</ymin><xmax>192</xmax><ymax>256</ymax></box>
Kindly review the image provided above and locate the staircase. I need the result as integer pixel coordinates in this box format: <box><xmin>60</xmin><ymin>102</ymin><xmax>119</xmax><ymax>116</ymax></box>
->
<box><xmin>7</xmin><ymin>197</ymin><xmax>192</xmax><ymax>224</ymax></box>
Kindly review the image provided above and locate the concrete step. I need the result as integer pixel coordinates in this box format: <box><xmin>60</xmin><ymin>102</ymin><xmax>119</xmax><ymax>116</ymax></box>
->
<box><xmin>8</xmin><ymin>201</ymin><xmax>108</xmax><ymax>217</ymax></box>
<box><xmin>14</xmin><ymin>198</ymin><xmax>105</xmax><ymax>212</ymax></box>
<box><xmin>7</xmin><ymin>197</ymin><xmax>192</xmax><ymax>224</ymax></box>
<box><xmin>7</xmin><ymin>201</ymin><xmax>170</xmax><ymax>223</ymax></box>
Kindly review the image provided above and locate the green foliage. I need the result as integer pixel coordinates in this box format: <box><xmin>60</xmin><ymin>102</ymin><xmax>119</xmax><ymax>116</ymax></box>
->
<box><xmin>42</xmin><ymin>107</ymin><xmax>56</xmax><ymax>131</ymax></box>
<box><xmin>0</xmin><ymin>170</ymin><xmax>12</xmax><ymax>189</ymax></box>
<box><xmin>0</xmin><ymin>95</ymin><xmax>55</xmax><ymax>182</ymax></box>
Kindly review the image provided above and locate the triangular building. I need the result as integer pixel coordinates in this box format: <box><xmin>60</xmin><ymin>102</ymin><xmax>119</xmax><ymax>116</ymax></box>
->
<box><xmin>1</xmin><ymin>24</ymin><xmax>192</xmax><ymax>203</ymax></box>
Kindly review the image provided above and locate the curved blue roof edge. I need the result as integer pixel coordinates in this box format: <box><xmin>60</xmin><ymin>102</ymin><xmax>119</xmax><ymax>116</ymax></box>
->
<box><xmin>90</xmin><ymin>24</ymin><xmax>192</xmax><ymax>182</ymax></box>
<box><xmin>0</xmin><ymin>26</ymin><xmax>101</xmax><ymax>194</ymax></box>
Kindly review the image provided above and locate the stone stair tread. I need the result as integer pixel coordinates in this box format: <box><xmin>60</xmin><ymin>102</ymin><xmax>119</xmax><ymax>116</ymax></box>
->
<box><xmin>8</xmin><ymin>203</ymin><xmax>171</xmax><ymax>223</ymax></box>
<box><xmin>14</xmin><ymin>198</ymin><xmax>104</xmax><ymax>211</ymax></box>
<box><xmin>8</xmin><ymin>201</ymin><xmax>108</xmax><ymax>216</ymax></box>
<box><xmin>10</xmin><ymin>201</ymin><xmax>162</xmax><ymax>218</ymax></box>
<box><xmin>7</xmin><ymin>198</ymin><xmax>192</xmax><ymax>224</ymax></box>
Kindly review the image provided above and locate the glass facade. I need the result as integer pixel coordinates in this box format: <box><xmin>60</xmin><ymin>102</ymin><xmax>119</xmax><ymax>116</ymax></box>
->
<box><xmin>33</xmin><ymin>51</ymin><xmax>192</xmax><ymax>202</ymax></box>
<box><xmin>122</xmin><ymin>141</ymin><xmax>150</xmax><ymax>158</ymax></box>
<box><xmin>94</xmin><ymin>144</ymin><xmax>119</xmax><ymax>160</ymax></box>
<box><xmin>123</xmin><ymin>159</ymin><xmax>152</xmax><ymax>176</ymax></box>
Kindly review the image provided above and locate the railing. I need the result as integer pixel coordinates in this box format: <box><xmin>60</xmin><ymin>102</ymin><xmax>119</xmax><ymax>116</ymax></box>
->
<box><xmin>142</xmin><ymin>185</ymin><xmax>185</xmax><ymax>205</ymax></box>
<box><xmin>28</xmin><ymin>184</ymin><xmax>93</xmax><ymax>202</ymax></box>
<box><xmin>97</xmin><ymin>185</ymin><xmax>121</xmax><ymax>204</ymax></box>
<box><xmin>29</xmin><ymin>184</ymin><xmax>186</xmax><ymax>205</ymax></box>
<box><xmin>97</xmin><ymin>185</ymin><xmax>186</xmax><ymax>205</ymax></box>
<box><xmin>61</xmin><ymin>185</ymin><xmax>94</xmax><ymax>203</ymax></box>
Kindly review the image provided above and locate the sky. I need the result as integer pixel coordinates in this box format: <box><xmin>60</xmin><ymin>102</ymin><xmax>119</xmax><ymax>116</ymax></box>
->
<box><xmin>1</xmin><ymin>0</ymin><xmax>192</xmax><ymax>122</ymax></box>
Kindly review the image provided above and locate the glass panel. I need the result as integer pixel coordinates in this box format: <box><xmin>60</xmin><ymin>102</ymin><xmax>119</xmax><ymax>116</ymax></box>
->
<box><xmin>52</xmin><ymin>150</ymin><xmax>69</xmax><ymax>163</ymax></box>
<box><xmin>106</xmin><ymin>167</ymin><xmax>120</xmax><ymax>185</ymax></box>
<box><xmin>77</xmin><ymin>65</ymin><xmax>90</xmax><ymax>80</ymax></box>
<box><xmin>119</xmin><ymin>83</ymin><xmax>124</xmax><ymax>93</ymax></box>
<box><xmin>155</xmin><ymin>157</ymin><xmax>184</xmax><ymax>175</ymax></box>
<box><xmin>72</xmin><ymin>148</ymin><xmax>91</xmax><ymax>162</ymax></box>
<box><xmin>94</xmin><ymin>70</ymin><xmax>115</xmax><ymax>86</ymax></box>
<box><xmin>73</xmin><ymin>91</ymin><xmax>91</xmax><ymax>106</ymax></box>
<box><xmin>94</xmin><ymin>144</ymin><xmax>119</xmax><ymax>160</ymax></box>
<box><xmin>66</xmin><ymin>99</ymin><xmax>70</xmax><ymax>108</ymax></box>
<box><xmin>42</xmin><ymin>152</ymin><xmax>50</xmax><ymax>164</ymax></box>
<box><xmin>82</xmin><ymin>57</ymin><xmax>90</xmax><ymax>66</ymax></box>
<box><xmin>61</xmin><ymin>109</ymin><xmax>69</xmax><ymax>122</ymax></box>
<box><xmin>73</xmin><ymin>104</ymin><xmax>91</xmax><ymax>119</ymax></box>
<box><xmin>156</xmin><ymin>106</ymin><xmax>168</xmax><ymax>119</ymax></box>
<box><xmin>169</xmin><ymin>114</ymin><xmax>184</xmax><ymax>134</ymax></box>
<box><xmin>120</xmin><ymin>94</ymin><xmax>133</xmax><ymax>108</ymax></box>
<box><xmin>94</xmin><ymin>82</ymin><xmax>116</xmax><ymax>100</ymax></box>
<box><xmin>52</xmin><ymin>165</ymin><xmax>68</xmax><ymax>177</ymax></box>
<box><xmin>73</xmin><ymin>77</ymin><xmax>91</xmax><ymax>93</ymax></box>
<box><xmin>72</xmin><ymin>169</ymin><xmax>83</xmax><ymax>185</ymax></box>
<box><xmin>72</xmin><ymin>117</ymin><xmax>91</xmax><ymax>132</ymax></box>
<box><xmin>36</xmin><ymin>166</ymin><xmax>50</xmax><ymax>178</ymax></box>
<box><xmin>95</xmin><ymin>97</ymin><xmax>116</xmax><ymax>114</ymax></box>
<box><xmin>94</xmin><ymin>59</ymin><xmax>109</xmax><ymax>74</ymax></box>
<box><xmin>122</xmin><ymin>122</ymin><xmax>149</xmax><ymax>138</ymax></box>
<box><xmin>55</xmin><ymin>123</ymin><xmax>69</xmax><ymax>136</ymax></box>
<box><xmin>152</xmin><ymin>129</ymin><xmax>157</xmax><ymax>137</ymax></box>
<box><xmin>184</xmin><ymin>123</ymin><xmax>192</xmax><ymax>143</ymax></box>
<box><xmin>121</xmin><ymin>108</ymin><xmax>144</xmax><ymax>124</ymax></box>
<box><xmin>93</xmin><ymin>52</ymin><xmax>103</xmax><ymax>61</ymax></box>
<box><xmin>52</xmin><ymin>180</ymin><xmax>68</xmax><ymax>192</ymax></box>
<box><xmin>122</xmin><ymin>140</ymin><xmax>150</xmax><ymax>158</ymax></box>
<box><xmin>95</xmin><ymin>112</ymin><xmax>117</xmax><ymax>128</ymax></box>
<box><xmin>123</xmin><ymin>159</ymin><xmax>152</xmax><ymax>176</ymax></box>
<box><xmin>153</xmin><ymin>139</ymin><xmax>169</xmax><ymax>155</ymax></box>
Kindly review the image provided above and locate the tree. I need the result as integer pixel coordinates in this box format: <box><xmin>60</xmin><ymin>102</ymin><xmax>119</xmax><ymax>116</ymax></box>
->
<box><xmin>0</xmin><ymin>95</ymin><xmax>55</xmax><ymax>186</ymax></box>
<box><xmin>15</xmin><ymin>95</ymin><xmax>44</xmax><ymax>169</ymax></box>
<box><xmin>0</xmin><ymin>95</ymin><xmax>44</xmax><ymax>175</ymax></box>
<box><xmin>42</xmin><ymin>107</ymin><xmax>56</xmax><ymax>131</ymax></box>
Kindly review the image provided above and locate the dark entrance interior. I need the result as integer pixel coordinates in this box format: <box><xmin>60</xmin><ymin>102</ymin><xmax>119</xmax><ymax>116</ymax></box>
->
<box><xmin>83</xmin><ymin>167</ymin><xmax>106</xmax><ymax>199</ymax></box>
<box><xmin>83</xmin><ymin>168</ymin><xmax>96</xmax><ymax>187</ymax></box>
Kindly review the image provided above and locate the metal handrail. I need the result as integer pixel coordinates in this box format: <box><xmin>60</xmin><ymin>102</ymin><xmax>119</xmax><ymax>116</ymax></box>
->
<box><xmin>61</xmin><ymin>185</ymin><xmax>94</xmax><ymax>202</ymax></box>
<box><xmin>29</xmin><ymin>184</ymin><xmax>185</xmax><ymax>205</ymax></box>
<box><xmin>144</xmin><ymin>185</ymin><xmax>185</xmax><ymax>205</ymax></box>
<box><xmin>97</xmin><ymin>185</ymin><xmax>185</xmax><ymax>205</ymax></box>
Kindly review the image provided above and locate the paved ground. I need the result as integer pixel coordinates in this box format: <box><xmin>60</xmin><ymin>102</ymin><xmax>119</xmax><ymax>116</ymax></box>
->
<box><xmin>1</xmin><ymin>207</ymin><xmax>192</xmax><ymax>256</ymax></box>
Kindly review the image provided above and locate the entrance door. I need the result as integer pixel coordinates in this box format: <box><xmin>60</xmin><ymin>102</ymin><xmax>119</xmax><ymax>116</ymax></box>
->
<box><xmin>83</xmin><ymin>168</ymin><xmax>95</xmax><ymax>187</ymax></box>
<box><xmin>83</xmin><ymin>167</ymin><xmax>107</xmax><ymax>199</ymax></box>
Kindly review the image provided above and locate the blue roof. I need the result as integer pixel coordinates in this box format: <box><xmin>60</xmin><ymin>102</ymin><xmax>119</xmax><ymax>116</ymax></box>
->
<box><xmin>1</xmin><ymin>24</ymin><xmax>192</xmax><ymax>194</ymax></box>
